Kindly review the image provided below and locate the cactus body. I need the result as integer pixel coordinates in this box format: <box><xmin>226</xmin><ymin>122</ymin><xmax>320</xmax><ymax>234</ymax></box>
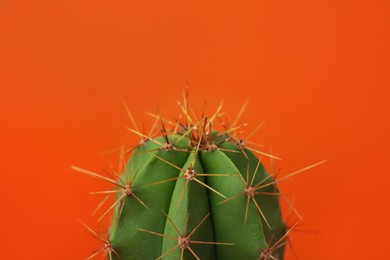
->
<box><xmin>73</xmin><ymin>93</ymin><xmax>328</xmax><ymax>259</ymax></box>
<box><xmin>108</xmin><ymin>129</ymin><xmax>286</xmax><ymax>259</ymax></box>
<box><xmin>72</xmin><ymin>94</ymin><xmax>301</xmax><ymax>260</ymax></box>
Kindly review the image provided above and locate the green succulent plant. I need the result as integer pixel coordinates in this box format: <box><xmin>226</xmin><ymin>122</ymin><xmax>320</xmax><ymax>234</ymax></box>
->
<box><xmin>73</xmin><ymin>90</ymin><xmax>325</xmax><ymax>260</ymax></box>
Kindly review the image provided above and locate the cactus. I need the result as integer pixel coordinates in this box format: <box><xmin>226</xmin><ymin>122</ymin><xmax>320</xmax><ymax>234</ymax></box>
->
<box><xmin>73</xmin><ymin>90</ymin><xmax>326</xmax><ymax>260</ymax></box>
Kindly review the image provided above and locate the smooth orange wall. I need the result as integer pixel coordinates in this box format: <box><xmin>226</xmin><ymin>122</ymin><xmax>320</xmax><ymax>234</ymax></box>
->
<box><xmin>1</xmin><ymin>0</ymin><xmax>389</xmax><ymax>259</ymax></box>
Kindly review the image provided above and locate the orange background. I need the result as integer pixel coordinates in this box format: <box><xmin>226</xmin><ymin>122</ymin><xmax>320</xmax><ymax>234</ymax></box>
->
<box><xmin>1</xmin><ymin>0</ymin><xmax>389</xmax><ymax>259</ymax></box>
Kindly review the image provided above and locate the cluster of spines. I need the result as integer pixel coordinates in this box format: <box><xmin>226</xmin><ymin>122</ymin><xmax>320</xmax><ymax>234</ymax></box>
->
<box><xmin>73</xmin><ymin>89</ymin><xmax>326</xmax><ymax>260</ymax></box>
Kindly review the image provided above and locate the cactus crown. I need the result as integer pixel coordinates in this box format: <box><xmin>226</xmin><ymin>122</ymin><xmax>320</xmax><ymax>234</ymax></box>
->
<box><xmin>73</xmin><ymin>89</ymin><xmax>326</xmax><ymax>260</ymax></box>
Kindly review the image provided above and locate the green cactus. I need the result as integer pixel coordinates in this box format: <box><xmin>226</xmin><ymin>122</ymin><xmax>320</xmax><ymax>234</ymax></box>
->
<box><xmin>73</xmin><ymin>91</ymin><xmax>326</xmax><ymax>260</ymax></box>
